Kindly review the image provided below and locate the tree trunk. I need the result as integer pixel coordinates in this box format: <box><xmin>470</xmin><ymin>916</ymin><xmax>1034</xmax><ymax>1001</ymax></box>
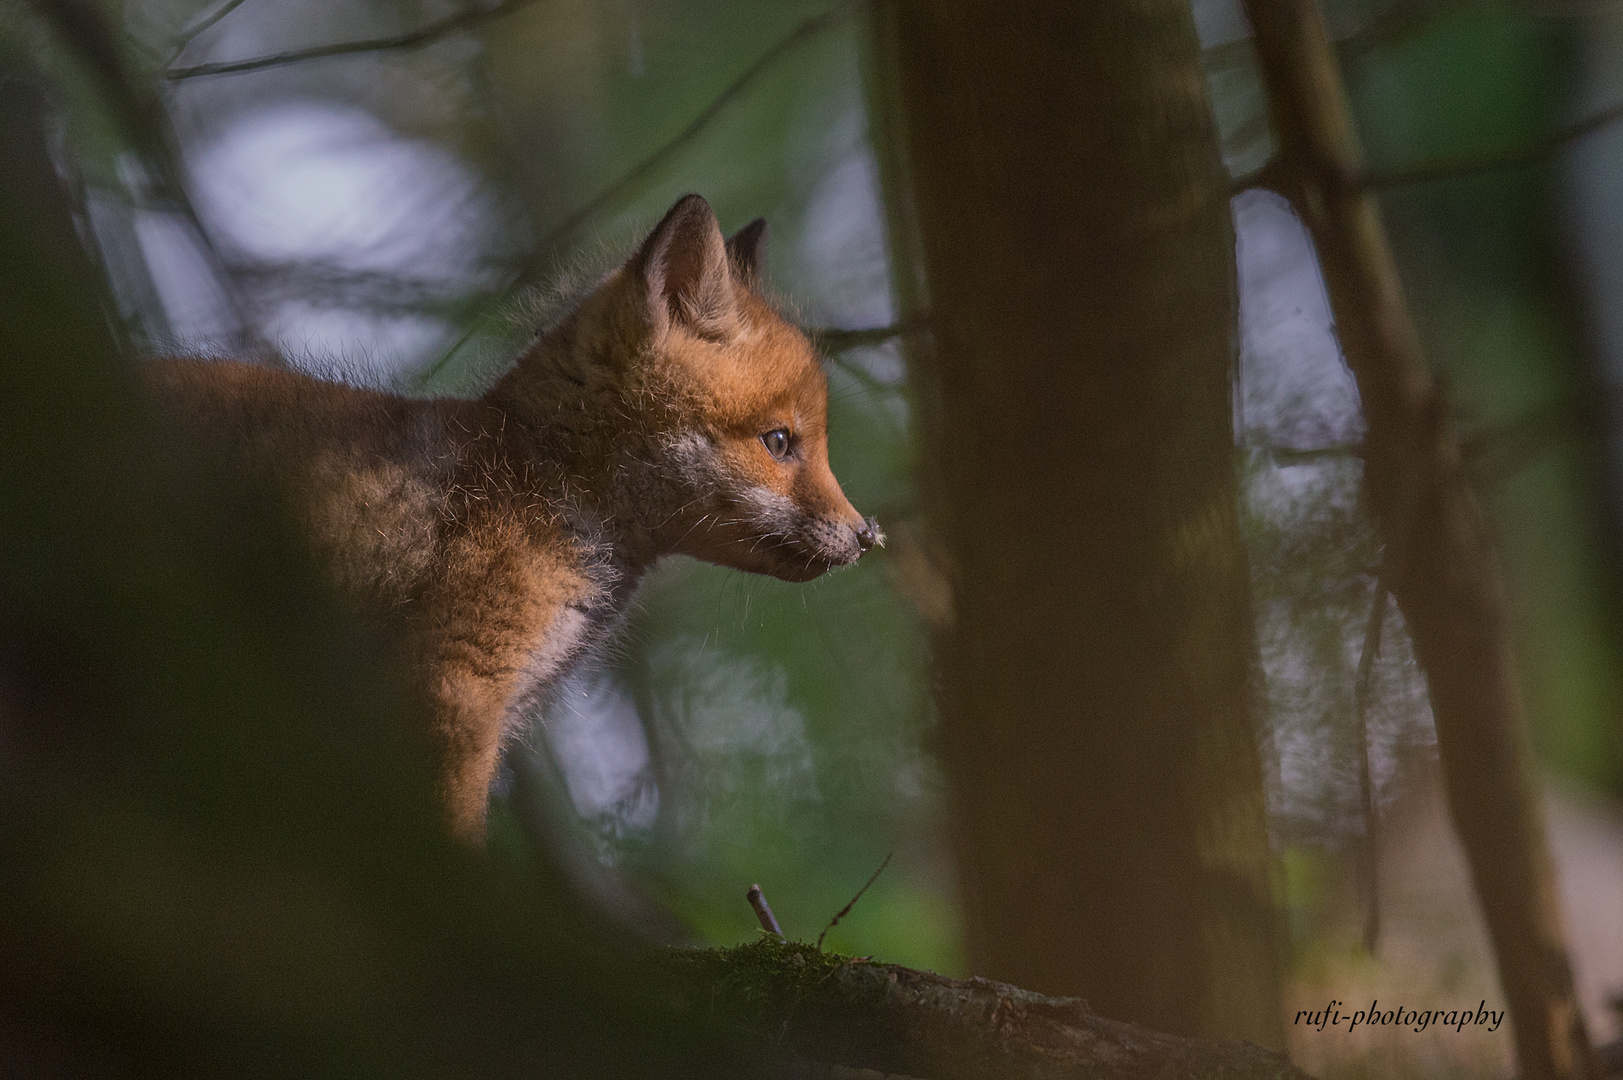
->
<box><xmin>1239</xmin><ymin>1</ymin><xmax>1597</xmax><ymax>1078</ymax></box>
<box><xmin>867</xmin><ymin>0</ymin><xmax>1283</xmax><ymax>1047</ymax></box>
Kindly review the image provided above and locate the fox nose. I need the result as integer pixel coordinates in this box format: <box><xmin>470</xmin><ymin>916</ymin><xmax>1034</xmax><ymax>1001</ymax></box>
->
<box><xmin>853</xmin><ymin>517</ymin><xmax>883</xmax><ymax>553</ymax></box>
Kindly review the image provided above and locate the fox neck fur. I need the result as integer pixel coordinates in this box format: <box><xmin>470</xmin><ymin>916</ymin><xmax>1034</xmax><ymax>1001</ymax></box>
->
<box><xmin>143</xmin><ymin>195</ymin><xmax>878</xmax><ymax>842</ymax></box>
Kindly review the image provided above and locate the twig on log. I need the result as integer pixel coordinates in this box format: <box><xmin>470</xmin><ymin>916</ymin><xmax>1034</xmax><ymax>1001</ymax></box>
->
<box><xmin>817</xmin><ymin>852</ymin><xmax>890</xmax><ymax>949</ymax></box>
<box><xmin>747</xmin><ymin>884</ymin><xmax>785</xmax><ymax>940</ymax></box>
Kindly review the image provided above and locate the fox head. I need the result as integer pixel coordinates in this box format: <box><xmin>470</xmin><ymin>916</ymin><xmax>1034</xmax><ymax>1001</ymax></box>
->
<box><xmin>508</xmin><ymin>195</ymin><xmax>879</xmax><ymax>582</ymax></box>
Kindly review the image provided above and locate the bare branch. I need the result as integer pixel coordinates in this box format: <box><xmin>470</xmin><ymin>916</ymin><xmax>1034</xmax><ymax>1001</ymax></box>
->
<box><xmin>167</xmin><ymin>0</ymin><xmax>254</xmax><ymax>66</ymax></box>
<box><xmin>165</xmin><ymin>0</ymin><xmax>546</xmax><ymax>80</ymax></box>
<box><xmin>528</xmin><ymin>0</ymin><xmax>870</xmax><ymax>257</ymax></box>
<box><xmin>1242</xmin><ymin>438</ymin><xmax>1363</xmax><ymax>463</ymax></box>
<box><xmin>807</xmin><ymin>315</ymin><xmax>930</xmax><ymax>353</ymax></box>
<box><xmin>817</xmin><ymin>852</ymin><xmax>890</xmax><ymax>949</ymax></box>
<box><xmin>1364</xmin><ymin>99</ymin><xmax>1623</xmax><ymax>190</ymax></box>
<box><xmin>413</xmin><ymin>0</ymin><xmax>869</xmax><ymax>386</ymax></box>
<box><xmin>1351</xmin><ymin>572</ymin><xmax>1387</xmax><ymax>954</ymax></box>
<box><xmin>229</xmin><ymin>258</ymin><xmax>495</xmax><ymax>316</ymax></box>
<box><xmin>29</xmin><ymin>0</ymin><xmax>264</xmax><ymax>350</ymax></box>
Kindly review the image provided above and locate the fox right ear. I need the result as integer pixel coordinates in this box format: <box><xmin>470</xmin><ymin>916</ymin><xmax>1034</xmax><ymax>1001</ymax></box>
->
<box><xmin>631</xmin><ymin>194</ymin><xmax>738</xmax><ymax>340</ymax></box>
<box><xmin>725</xmin><ymin>218</ymin><xmax>767</xmax><ymax>285</ymax></box>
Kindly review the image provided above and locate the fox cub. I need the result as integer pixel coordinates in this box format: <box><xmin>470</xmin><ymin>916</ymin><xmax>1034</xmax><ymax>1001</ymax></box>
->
<box><xmin>146</xmin><ymin>195</ymin><xmax>879</xmax><ymax>842</ymax></box>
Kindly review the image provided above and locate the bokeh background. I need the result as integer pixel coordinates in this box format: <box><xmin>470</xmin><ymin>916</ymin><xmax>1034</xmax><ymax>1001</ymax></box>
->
<box><xmin>11</xmin><ymin>0</ymin><xmax>1623</xmax><ymax>1074</ymax></box>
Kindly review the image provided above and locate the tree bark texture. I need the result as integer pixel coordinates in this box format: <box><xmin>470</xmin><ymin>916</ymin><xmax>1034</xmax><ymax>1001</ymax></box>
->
<box><xmin>868</xmin><ymin>0</ymin><xmax>1283</xmax><ymax>1047</ymax></box>
<box><xmin>1238</xmin><ymin>2</ymin><xmax>1596</xmax><ymax>1078</ymax></box>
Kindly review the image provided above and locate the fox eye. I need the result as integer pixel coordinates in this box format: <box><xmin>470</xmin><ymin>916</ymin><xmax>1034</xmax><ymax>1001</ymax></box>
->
<box><xmin>760</xmin><ymin>429</ymin><xmax>792</xmax><ymax>461</ymax></box>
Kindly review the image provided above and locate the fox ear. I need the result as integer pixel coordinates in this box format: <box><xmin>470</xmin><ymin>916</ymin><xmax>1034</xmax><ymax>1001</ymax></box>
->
<box><xmin>725</xmin><ymin>218</ymin><xmax>767</xmax><ymax>285</ymax></box>
<box><xmin>632</xmin><ymin>194</ymin><xmax>738</xmax><ymax>339</ymax></box>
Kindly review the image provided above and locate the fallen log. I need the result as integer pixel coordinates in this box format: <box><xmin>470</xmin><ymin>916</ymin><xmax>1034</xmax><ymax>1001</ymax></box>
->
<box><xmin>662</xmin><ymin>940</ymin><xmax>1312</xmax><ymax>1080</ymax></box>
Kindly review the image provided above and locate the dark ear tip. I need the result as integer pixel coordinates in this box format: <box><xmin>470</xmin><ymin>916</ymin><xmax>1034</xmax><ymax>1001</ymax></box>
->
<box><xmin>632</xmin><ymin>195</ymin><xmax>720</xmax><ymax>272</ymax></box>
<box><xmin>666</xmin><ymin>193</ymin><xmax>716</xmax><ymax>225</ymax></box>
<box><xmin>726</xmin><ymin>217</ymin><xmax>769</xmax><ymax>280</ymax></box>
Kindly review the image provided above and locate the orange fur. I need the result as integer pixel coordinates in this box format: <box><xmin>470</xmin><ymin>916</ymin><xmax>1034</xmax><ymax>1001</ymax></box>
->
<box><xmin>143</xmin><ymin>196</ymin><xmax>877</xmax><ymax>842</ymax></box>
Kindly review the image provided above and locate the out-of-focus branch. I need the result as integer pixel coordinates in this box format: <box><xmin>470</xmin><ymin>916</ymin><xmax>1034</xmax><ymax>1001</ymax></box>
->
<box><xmin>1234</xmin><ymin>100</ymin><xmax>1623</xmax><ymax>195</ymax></box>
<box><xmin>527</xmin><ymin>0</ymin><xmax>870</xmax><ymax>257</ymax></box>
<box><xmin>1351</xmin><ymin>571</ymin><xmax>1388</xmax><ymax>955</ymax></box>
<box><xmin>229</xmin><ymin>259</ymin><xmax>496</xmax><ymax>318</ymax></box>
<box><xmin>165</xmin><ymin>0</ymin><xmax>548</xmax><ymax>80</ymax></box>
<box><xmin>1241</xmin><ymin>0</ymin><xmax>1596</xmax><ymax>1077</ymax></box>
<box><xmin>414</xmin><ymin>0</ymin><xmax>870</xmax><ymax>387</ymax></box>
<box><xmin>166</xmin><ymin>0</ymin><xmax>253</xmax><ymax>64</ymax></box>
<box><xmin>1363</xmin><ymin>99</ymin><xmax>1623</xmax><ymax>189</ymax></box>
<box><xmin>29</xmin><ymin>0</ymin><xmax>264</xmax><ymax>352</ymax></box>
<box><xmin>807</xmin><ymin>315</ymin><xmax>930</xmax><ymax>353</ymax></box>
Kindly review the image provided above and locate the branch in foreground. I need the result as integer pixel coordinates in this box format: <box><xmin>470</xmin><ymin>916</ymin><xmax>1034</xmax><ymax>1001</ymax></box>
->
<box><xmin>528</xmin><ymin>0</ymin><xmax>869</xmax><ymax>257</ymax></box>
<box><xmin>1363</xmin><ymin>98</ymin><xmax>1623</xmax><ymax>190</ymax></box>
<box><xmin>1233</xmin><ymin>99</ymin><xmax>1623</xmax><ymax>197</ymax></box>
<box><xmin>165</xmin><ymin>0</ymin><xmax>546</xmax><ymax>79</ymax></box>
<box><xmin>662</xmin><ymin>940</ymin><xmax>1312</xmax><ymax>1080</ymax></box>
<box><xmin>808</xmin><ymin>315</ymin><xmax>931</xmax><ymax>353</ymax></box>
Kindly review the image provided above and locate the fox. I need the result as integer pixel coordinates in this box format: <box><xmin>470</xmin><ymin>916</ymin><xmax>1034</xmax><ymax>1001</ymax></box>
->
<box><xmin>144</xmin><ymin>194</ymin><xmax>880</xmax><ymax>842</ymax></box>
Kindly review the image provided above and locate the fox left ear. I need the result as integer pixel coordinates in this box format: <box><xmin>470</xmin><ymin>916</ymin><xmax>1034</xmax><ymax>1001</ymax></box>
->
<box><xmin>632</xmin><ymin>194</ymin><xmax>739</xmax><ymax>340</ymax></box>
<box><xmin>725</xmin><ymin>218</ymin><xmax>767</xmax><ymax>285</ymax></box>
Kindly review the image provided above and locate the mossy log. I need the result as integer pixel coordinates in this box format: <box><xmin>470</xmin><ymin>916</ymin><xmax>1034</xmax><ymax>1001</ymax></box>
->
<box><xmin>662</xmin><ymin>940</ymin><xmax>1312</xmax><ymax>1080</ymax></box>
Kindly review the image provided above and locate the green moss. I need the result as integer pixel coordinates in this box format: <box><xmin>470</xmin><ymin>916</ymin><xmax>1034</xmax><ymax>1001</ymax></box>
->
<box><xmin>663</xmin><ymin>936</ymin><xmax>856</xmax><ymax>996</ymax></box>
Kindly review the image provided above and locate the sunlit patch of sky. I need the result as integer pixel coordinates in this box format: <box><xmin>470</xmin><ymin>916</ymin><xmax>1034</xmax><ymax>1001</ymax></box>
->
<box><xmin>1235</xmin><ymin>190</ymin><xmax>1365</xmax><ymax>452</ymax></box>
<box><xmin>543</xmin><ymin>673</ymin><xmax>659</xmax><ymax>831</ymax></box>
<box><xmin>168</xmin><ymin>102</ymin><xmax>500</xmax><ymax>376</ymax></box>
<box><xmin>1233</xmin><ymin>188</ymin><xmax>1436</xmax><ymax>842</ymax></box>
<box><xmin>126</xmin><ymin>196</ymin><xmax>241</xmax><ymax>345</ymax></box>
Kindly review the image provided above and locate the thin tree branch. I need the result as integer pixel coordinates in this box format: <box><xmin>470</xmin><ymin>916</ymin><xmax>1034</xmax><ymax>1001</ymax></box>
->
<box><xmin>1363</xmin><ymin>99</ymin><xmax>1623</xmax><ymax>190</ymax></box>
<box><xmin>1230</xmin><ymin>156</ymin><xmax>1291</xmax><ymax>197</ymax></box>
<box><xmin>30</xmin><ymin>0</ymin><xmax>265</xmax><ymax>352</ymax></box>
<box><xmin>1241</xmin><ymin>438</ymin><xmax>1363</xmax><ymax>463</ymax></box>
<box><xmin>817</xmin><ymin>852</ymin><xmax>890</xmax><ymax>949</ymax></box>
<box><xmin>1351</xmin><ymin>571</ymin><xmax>1387</xmax><ymax>955</ymax></box>
<box><xmin>166</xmin><ymin>0</ymin><xmax>254</xmax><ymax>66</ymax></box>
<box><xmin>413</xmin><ymin>0</ymin><xmax>869</xmax><ymax>387</ymax></box>
<box><xmin>1231</xmin><ymin>98</ymin><xmax>1623</xmax><ymax>197</ymax></box>
<box><xmin>807</xmin><ymin>314</ymin><xmax>929</xmax><ymax>353</ymax></box>
<box><xmin>165</xmin><ymin>0</ymin><xmax>546</xmax><ymax>80</ymax></box>
<box><xmin>527</xmin><ymin>0</ymin><xmax>870</xmax><ymax>258</ymax></box>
